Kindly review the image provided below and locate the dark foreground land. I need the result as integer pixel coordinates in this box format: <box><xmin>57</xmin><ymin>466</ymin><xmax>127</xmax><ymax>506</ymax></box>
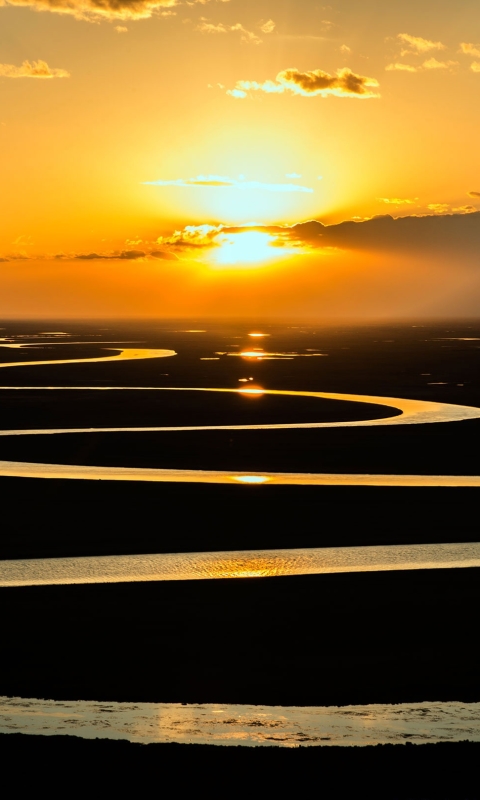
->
<box><xmin>1</xmin><ymin>568</ymin><xmax>479</xmax><ymax>706</ymax></box>
<box><xmin>1</xmin><ymin>734</ymin><xmax>479</xmax><ymax>798</ymax></box>
<box><xmin>1</xmin><ymin>321</ymin><xmax>480</xmax><ymax>785</ymax></box>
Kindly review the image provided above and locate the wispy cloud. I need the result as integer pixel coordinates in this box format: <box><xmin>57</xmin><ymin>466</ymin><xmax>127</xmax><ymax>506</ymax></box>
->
<box><xmin>114</xmin><ymin>25</ymin><xmax>128</xmax><ymax>32</ymax></box>
<box><xmin>0</xmin><ymin>0</ymin><xmax>183</xmax><ymax>22</ymax></box>
<box><xmin>459</xmin><ymin>42</ymin><xmax>480</xmax><ymax>57</ymax></box>
<box><xmin>397</xmin><ymin>33</ymin><xmax>446</xmax><ymax>54</ymax></box>
<box><xmin>427</xmin><ymin>203</ymin><xmax>450</xmax><ymax>214</ymax></box>
<box><xmin>74</xmin><ymin>249</ymin><xmax>147</xmax><ymax>260</ymax></box>
<box><xmin>423</xmin><ymin>57</ymin><xmax>458</xmax><ymax>70</ymax></box>
<box><xmin>0</xmin><ymin>60</ymin><xmax>69</xmax><ymax>78</ymax></box>
<box><xmin>142</xmin><ymin>174</ymin><xmax>314</xmax><ymax>192</ymax></box>
<box><xmin>386</xmin><ymin>58</ymin><xmax>458</xmax><ymax>73</ymax></box>
<box><xmin>196</xmin><ymin>20</ymin><xmax>262</xmax><ymax>44</ymax></box>
<box><xmin>227</xmin><ymin>67</ymin><xmax>380</xmax><ymax>99</ymax></box>
<box><xmin>471</xmin><ymin>62</ymin><xmax>480</xmax><ymax>73</ymax></box>
<box><xmin>378</xmin><ymin>198</ymin><xmax>418</xmax><ymax>205</ymax></box>
<box><xmin>259</xmin><ymin>19</ymin><xmax>275</xmax><ymax>34</ymax></box>
<box><xmin>468</xmin><ymin>191</ymin><xmax>480</xmax><ymax>198</ymax></box>
<box><xmin>286</xmin><ymin>173</ymin><xmax>302</xmax><ymax>179</ymax></box>
<box><xmin>386</xmin><ymin>63</ymin><xmax>418</xmax><ymax>73</ymax></box>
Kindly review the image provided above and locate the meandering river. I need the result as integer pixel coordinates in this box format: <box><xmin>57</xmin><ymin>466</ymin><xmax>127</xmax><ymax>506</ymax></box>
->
<box><xmin>1</xmin><ymin>343</ymin><xmax>480</xmax><ymax>487</ymax></box>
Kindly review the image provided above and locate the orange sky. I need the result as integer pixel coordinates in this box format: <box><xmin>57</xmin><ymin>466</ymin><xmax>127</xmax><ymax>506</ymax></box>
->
<box><xmin>1</xmin><ymin>0</ymin><xmax>479</xmax><ymax>318</ymax></box>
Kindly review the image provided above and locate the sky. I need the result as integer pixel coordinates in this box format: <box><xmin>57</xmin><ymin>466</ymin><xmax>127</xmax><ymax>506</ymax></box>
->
<box><xmin>1</xmin><ymin>0</ymin><xmax>479</xmax><ymax>319</ymax></box>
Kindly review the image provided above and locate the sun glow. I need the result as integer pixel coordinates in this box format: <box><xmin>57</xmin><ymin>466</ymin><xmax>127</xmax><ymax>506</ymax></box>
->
<box><xmin>233</xmin><ymin>475</ymin><xmax>270</xmax><ymax>484</ymax></box>
<box><xmin>211</xmin><ymin>232</ymin><xmax>280</xmax><ymax>266</ymax></box>
<box><xmin>237</xmin><ymin>386</ymin><xmax>265</xmax><ymax>396</ymax></box>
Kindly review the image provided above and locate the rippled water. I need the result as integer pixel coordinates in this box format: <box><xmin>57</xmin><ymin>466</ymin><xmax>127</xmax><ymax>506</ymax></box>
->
<box><xmin>1</xmin><ymin>543</ymin><xmax>478</xmax><ymax>587</ymax></box>
<box><xmin>1</xmin><ymin>696</ymin><xmax>479</xmax><ymax>747</ymax></box>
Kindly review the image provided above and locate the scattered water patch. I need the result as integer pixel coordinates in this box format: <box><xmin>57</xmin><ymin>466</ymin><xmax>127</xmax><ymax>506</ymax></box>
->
<box><xmin>1</xmin><ymin>696</ymin><xmax>479</xmax><ymax>747</ymax></box>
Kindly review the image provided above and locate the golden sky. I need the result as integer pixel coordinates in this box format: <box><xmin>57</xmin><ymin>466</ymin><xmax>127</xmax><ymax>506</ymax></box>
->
<box><xmin>1</xmin><ymin>0</ymin><xmax>479</xmax><ymax>318</ymax></box>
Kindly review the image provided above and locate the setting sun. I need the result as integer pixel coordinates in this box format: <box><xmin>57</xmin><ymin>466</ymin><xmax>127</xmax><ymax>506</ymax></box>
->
<box><xmin>211</xmin><ymin>232</ymin><xmax>280</xmax><ymax>266</ymax></box>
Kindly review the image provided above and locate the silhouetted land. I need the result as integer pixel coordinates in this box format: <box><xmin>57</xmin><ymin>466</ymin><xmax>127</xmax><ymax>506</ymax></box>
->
<box><xmin>1</xmin><ymin>569</ymin><xmax>478</xmax><ymax>706</ymax></box>
<box><xmin>1</xmin><ymin>734</ymin><xmax>479</xmax><ymax>798</ymax></box>
<box><xmin>1</xmin><ymin>320</ymin><xmax>480</xmax><ymax>559</ymax></box>
<box><xmin>1</xmin><ymin>320</ymin><xmax>479</xmax><ymax>775</ymax></box>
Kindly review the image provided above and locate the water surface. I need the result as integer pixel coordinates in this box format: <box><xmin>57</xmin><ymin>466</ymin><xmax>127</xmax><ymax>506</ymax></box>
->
<box><xmin>1</xmin><ymin>542</ymin><xmax>478</xmax><ymax>587</ymax></box>
<box><xmin>1</xmin><ymin>696</ymin><xmax>479</xmax><ymax>747</ymax></box>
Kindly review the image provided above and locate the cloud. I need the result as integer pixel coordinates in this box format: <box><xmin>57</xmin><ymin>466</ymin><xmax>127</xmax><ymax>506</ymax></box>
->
<box><xmin>427</xmin><ymin>203</ymin><xmax>450</xmax><ymax>214</ymax></box>
<box><xmin>339</xmin><ymin>44</ymin><xmax>351</xmax><ymax>54</ymax></box>
<box><xmin>397</xmin><ymin>33</ymin><xmax>446</xmax><ymax>54</ymax></box>
<box><xmin>0</xmin><ymin>0</ymin><xmax>179</xmax><ymax>22</ymax></box>
<box><xmin>142</xmin><ymin>174</ymin><xmax>314</xmax><ymax>192</ymax></box>
<box><xmin>468</xmin><ymin>191</ymin><xmax>480</xmax><ymax>198</ymax></box>
<box><xmin>196</xmin><ymin>21</ymin><xmax>262</xmax><ymax>44</ymax></box>
<box><xmin>12</xmin><ymin>234</ymin><xmax>34</xmax><ymax>246</ymax></box>
<box><xmin>227</xmin><ymin>67</ymin><xmax>380</xmax><ymax>99</ymax></box>
<box><xmin>5</xmin><ymin>214</ymin><xmax>479</xmax><ymax>268</ymax></box>
<box><xmin>157</xmin><ymin>224</ymin><xmax>222</xmax><ymax>250</ymax></box>
<box><xmin>0</xmin><ymin>60</ymin><xmax>70</xmax><ymax>78</ymax></box>
<box><xmin>471</xmin><ymin>62</ymin><xmax>480</xmax><ymax>73</ymax></box>
<box><xmin>75</xmin><ymin>249</ymin><xmax>146</xmax><ymax>260</ymax></box>
<box><xmin>259</xmin><ymin>19</ymin><xmax>275</xmax><ymax>34</ymax></box>
<box><xmin>114</xmin><ymin>25</ymin><xmax>128</xmax><ymax>32</ymax></box>
<box><xmin>452</xmin><ymin>205</ymin><xmax>477</xmax><ymax>214</ymax></box>
<box><xmin>386</xmin><ymin>63</ymin><xmax>418</xmax><ymax>72</ymax></box>
<box><xmin>150</xmin><ymin>250</ymin><xmax>179</xmax><ymax>260</ymax></box>
<box><xmin>2</xmin><ymin>251</ymin><xmax>32</xmax><ymax>260</ymax></box>
<box><xmin>460</xmin><ymin>42</ymin><xmax>480</xmax><ymax>57</ymax></box>
<box><xmin>149</xmin><ymin>212</ymin><xmax>480</xmax><ymax>263</ymax></box>
<box><xmin>386</xmin><ymin>59</ymin><xmax>458</xmax><ymax>73</ymax></box>
<box><xmin>422</xmin><ymin>57</ymin><xmax>458</xmax><ymax>70</ymax></box>
<box><xmin>378</xmin><ymin>198</ymin><xmax>417</xmax><ymax>205</ymax></box>
<box><xmin>281</xmin><ymin>212</ymin><xmax>480</xmax><ymax>253</ymax></box>
<box><xmin>285</xmin><ymin>173</ymin><xmax>302</xmax><ymax>179</ymax></box>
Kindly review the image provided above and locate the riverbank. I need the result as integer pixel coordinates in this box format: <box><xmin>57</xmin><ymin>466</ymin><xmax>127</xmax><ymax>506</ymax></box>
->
<box><xmin>1</xmin><ymin>733</ymin><xmax>479</xmax><ymax>797</ymax></box>
<box><xmin>1</xmin><ymin>568</ymin><xmax>478</xmax><ymax>706</ymax></box>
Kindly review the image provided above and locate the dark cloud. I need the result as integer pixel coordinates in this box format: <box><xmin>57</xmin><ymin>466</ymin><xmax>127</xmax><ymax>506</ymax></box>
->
<box><xmin>157</xmin><ymin>213</ymin><xmax>480</xmax><ymax>262</ymax></box>
<box><xmin>287</xmin><ymin>211</ymin><xmax>480</xmax><ymax>256</ymax></box>
<box><xmin>468</xmin><ymin>191</ymin><xmax>480</xmax><ymax>198</ymax></box>
<box><xmin>75</xmin><ymin>249</ymin><xmax>146</xmax><ymax>260</ymax></box>
<box><xmin>150</xmin><ymin>250</ymin><xmax>179</xmax><ymax>260</ymax></box>
<box><xmin>281</xmin><ymin>67</ymin><xmax>375</xmax><ymax>96</ymax></box>
<box><xmin>228</xmin><ymin>68</ymin><xmax>380</xmax><ymax>99</ymax></box>
<box><xmin>0</xmin><ymin>0</ymin><xmax>178</xmax><ymax>21</ymax></box>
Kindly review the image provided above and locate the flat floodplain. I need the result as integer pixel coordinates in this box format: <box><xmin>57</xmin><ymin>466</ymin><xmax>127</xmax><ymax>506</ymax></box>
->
<box><xmin>0</xmin><ymin>320</ymin><xmax>479</xmax><ymax>758</ymax></box>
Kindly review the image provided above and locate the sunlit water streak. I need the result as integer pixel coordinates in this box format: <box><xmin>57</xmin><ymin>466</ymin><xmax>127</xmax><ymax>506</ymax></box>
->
<box><xmin>0</xmin><ymin>347</ymin><xmax>176</xmax><ymax>369</ymax></box>
<box><xmin>1</xmin><ymin>696</ymin><xmax>479</xmax><ymax>747</ymax></box>
<box><xmin>1</xmin><ymin>543</ymin><xmax>478</xmax><ymax>587</ymax></box>
<box><xmin>0</xmin><ymin>345</ymin><xmax>480</xmax><ymax>486</ymax></box>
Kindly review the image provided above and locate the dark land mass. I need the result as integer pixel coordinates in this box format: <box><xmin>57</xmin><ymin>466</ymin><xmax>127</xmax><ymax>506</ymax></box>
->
<box><xmin>1</xmin><ymin>569</ymin><xmax>478</xmax><ymax>707</ymax></box>
<box><xmin>1</xmin><ymin>320</ymin><xmax>479</xmax><ymax>766</ymax></box>
<box><xmin>0</xmin><ymin>320</ymin><xmax>480</xmax><ymax>559</ymax></box>
<box><xmin>0</xmin><ymin>478</ymin><xmax>479</xmax><ymax>560</ymax></box>
<box><xmin>1</xmin><ymin>734</ymin><xmax>479</xmax><ymax>798</ymax></box>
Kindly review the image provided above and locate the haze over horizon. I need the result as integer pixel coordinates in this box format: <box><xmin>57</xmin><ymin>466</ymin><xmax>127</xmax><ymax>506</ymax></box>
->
<box><xmin>1</xmin><ymin>0</ymin><xmax>479</xmax><ymax>319</ymax></box>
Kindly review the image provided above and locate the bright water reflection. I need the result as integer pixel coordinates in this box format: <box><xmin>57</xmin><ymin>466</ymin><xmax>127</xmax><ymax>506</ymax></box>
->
<box><xmin>1</xmin><ymin>343</ymin><xmax>480</xmax><ymax>487</ymax></box>
<box><xmin>1</xmin><ymin>543</ymin><xmax>479</xmax><ymax>587</ymax></box>
<box><xmin>1</xmin><ymin>696</ymin><xmax>479</xmax><ymax>747</ymax></box>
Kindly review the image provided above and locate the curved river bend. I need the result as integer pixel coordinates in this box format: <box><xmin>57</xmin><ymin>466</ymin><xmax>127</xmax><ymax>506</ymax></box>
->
<box><xmin>0</xmin><ymin>344</ymin><xmax>480</xmax><ymax>487</ymax></box>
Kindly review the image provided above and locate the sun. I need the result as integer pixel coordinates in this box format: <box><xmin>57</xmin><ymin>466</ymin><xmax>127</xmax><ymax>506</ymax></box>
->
<box><xmin>211</xmin><ymin>231</ymin><xmax>279</xmax><ymax>267</ymax></box>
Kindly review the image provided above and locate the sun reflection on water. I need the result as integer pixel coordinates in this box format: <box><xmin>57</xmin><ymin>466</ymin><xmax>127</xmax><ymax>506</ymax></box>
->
<box><xmin>232</xmin><ymin>475</ymin><xmax>270</xmax><ymax>483</ymax></box>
